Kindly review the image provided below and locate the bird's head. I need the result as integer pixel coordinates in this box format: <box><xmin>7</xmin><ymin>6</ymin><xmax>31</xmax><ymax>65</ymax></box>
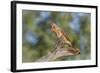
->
<box><xmin>51</xmin><ymin>23</ymin><xmax>58</xmax><ymax>32</ymax></box>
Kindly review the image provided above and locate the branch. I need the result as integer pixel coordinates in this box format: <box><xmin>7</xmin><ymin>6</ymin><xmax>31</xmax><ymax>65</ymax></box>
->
<box><xmin>36</xmin><ymin>47</ymin><xmax>80</xmax><ymax>62</ymax></box>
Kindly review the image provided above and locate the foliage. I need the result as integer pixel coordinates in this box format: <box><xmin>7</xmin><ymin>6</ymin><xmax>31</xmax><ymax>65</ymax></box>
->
<box><xmin>22</xmin><ymin>10</ymin><xmax>91</xmax><ymax>62</ymax></box>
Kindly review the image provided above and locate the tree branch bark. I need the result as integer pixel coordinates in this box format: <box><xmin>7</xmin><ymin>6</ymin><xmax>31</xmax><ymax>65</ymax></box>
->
<box><xmin>36</xmin><ymin>47</ymin><xmax>80</xmax><ymax>62</ymax></box>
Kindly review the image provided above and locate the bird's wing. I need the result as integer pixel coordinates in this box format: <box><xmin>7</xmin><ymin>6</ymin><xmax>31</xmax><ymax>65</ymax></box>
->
<box><xmin>61</xmin><ymin>30</ymin><xmax>72</xmax><ymax>43</ymax></box>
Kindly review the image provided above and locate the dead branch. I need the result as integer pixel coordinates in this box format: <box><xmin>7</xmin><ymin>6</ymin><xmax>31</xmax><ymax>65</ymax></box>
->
<box><xmin>36</xmin><ymin>47</ymin><xmax>80</xmax><ymax>62</ymax></box>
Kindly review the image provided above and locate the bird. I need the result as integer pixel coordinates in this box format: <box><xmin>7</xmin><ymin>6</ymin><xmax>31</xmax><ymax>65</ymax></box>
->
<box><xmin>51</xmin><ymin>23</ymin><xmax>72</xmax><ymax>47</ymax></box>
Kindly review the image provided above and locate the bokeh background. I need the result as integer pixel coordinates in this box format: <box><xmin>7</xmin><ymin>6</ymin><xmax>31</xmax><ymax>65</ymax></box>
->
<box><xmin>22</xmin><ymin>10</ymin><xmax>91</xmax><ymax>63</ymax></box>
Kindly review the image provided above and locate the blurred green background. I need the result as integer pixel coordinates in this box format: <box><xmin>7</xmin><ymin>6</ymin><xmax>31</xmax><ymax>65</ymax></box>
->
<box><xmin>22</xmin><ymin>10</ymin><xmax>91</xmax><ymax>63</ymax></box>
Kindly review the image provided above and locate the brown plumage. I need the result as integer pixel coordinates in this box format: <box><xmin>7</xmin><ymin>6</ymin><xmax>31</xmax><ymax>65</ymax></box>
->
<box><xmin>51</xmin><ymin>23</ymin><xmax>72</xmax><ymax>47</ymax></box>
